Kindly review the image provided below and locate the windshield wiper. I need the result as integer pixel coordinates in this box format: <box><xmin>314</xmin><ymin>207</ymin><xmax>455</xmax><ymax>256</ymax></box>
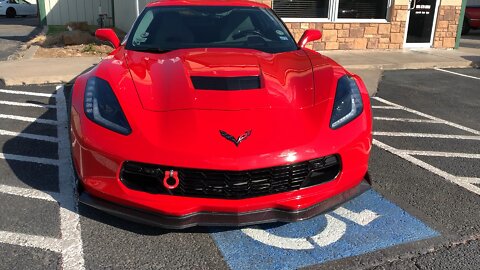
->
<box><xmin>131</xmin><ymin>48</ymin><xmax>174</xmax><ymax>54</ymax></box>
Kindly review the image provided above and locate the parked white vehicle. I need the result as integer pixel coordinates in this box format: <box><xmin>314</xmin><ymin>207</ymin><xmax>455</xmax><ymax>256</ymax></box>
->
<box><xmin>0</xmin><ymin>0</ymin><xmax>37</xmax><ymax>18</ymax></box>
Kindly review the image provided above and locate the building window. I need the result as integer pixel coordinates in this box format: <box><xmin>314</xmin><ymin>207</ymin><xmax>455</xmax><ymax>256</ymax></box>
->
<box><xmin>273</xmin><ymin>0</ymin><xmax>330</xmax><ymax>19</ymax></box>
<box><xmin>338</xmin><ymin>0</ymin><xmax>389</xmax><ymax>19</ymax></box>
<box><xmin>273</xmin><ymin>0</ymin><xmax>391</xmax><ymax>22</ymax></box>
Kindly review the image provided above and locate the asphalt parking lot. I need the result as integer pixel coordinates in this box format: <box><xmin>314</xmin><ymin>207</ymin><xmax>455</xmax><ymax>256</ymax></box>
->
<box><xmin>0</xmin><ymin>68</ymin><xmax>479</xmax><ymax>269</ymax></box>
<box><xmin>0</xmin><ymin>16</ymin><xmax>39</xmax><ymax>61</ymax></box>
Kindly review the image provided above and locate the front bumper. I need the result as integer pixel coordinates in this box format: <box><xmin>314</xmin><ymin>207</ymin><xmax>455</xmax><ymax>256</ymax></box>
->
<box><xmin>79</xmin><ymin>177</ymin><xmax>371</xmax><ymax>229</ymax></box>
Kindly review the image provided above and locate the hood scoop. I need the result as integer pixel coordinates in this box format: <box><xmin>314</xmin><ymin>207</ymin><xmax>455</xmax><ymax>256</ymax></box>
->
<box><xmin>191</xmin><ymin>76</ymin><xmax>261</xmax><ymax>90</ymax></box>
<box><xmin>125</xmin><ymin>49</ymin><xmax>315</xmax><ymax>111</ymax></box>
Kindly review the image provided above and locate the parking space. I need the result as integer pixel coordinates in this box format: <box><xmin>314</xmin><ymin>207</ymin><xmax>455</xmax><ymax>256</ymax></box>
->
<box><xmin>0</xmin><ymin>85</ymin><xmax>83</xmax><ymax>269</ymax></box>
<box><xmin>0</xmin><ymin>68</ymin><xmax>479</xmax><ymax>270</ymax></box>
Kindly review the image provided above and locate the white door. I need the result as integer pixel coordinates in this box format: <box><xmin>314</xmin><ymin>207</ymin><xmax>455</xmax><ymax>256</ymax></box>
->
<box><xmin>404</xmin><ymin>0</ymin><xmax>440</xmax><ymax>48</ymax></box>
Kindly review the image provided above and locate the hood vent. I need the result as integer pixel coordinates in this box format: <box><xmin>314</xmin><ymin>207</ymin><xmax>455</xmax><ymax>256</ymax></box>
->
<box><xmin>191</xmin><ymin>76</ymin><xmax>261</xmax><ymax>90</ymax></box>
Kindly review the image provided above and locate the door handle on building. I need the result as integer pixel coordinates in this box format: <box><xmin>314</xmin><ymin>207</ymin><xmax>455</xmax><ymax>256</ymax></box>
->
<box><xmin>408</xmin><ymin>0</ymin><xmax>417</xmax><ymax>10</ymax></box>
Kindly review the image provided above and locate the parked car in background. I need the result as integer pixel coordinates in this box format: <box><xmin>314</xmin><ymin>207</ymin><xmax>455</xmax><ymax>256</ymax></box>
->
<box><xmin>0</xmin><ymin>0</ymin><xmax>37</xmax><ymax>18</ymax></box>
<box><xmin>463</xmin><ymin>2</ymin><xmax>480</xmax><ymax>34</ymax></box>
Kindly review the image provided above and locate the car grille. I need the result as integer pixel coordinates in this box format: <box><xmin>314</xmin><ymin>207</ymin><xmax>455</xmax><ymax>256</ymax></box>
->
<box><xmin>120</xmin><ymin>155</ymin><xmax>341</xmax><ymax>199</ymax></box>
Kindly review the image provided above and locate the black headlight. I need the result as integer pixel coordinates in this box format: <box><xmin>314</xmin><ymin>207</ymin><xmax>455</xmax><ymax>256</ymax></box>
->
<box><xmin>84</xmin><ymin>77</ymin><xmax>132</xmax><ymax>135</ymax></box>
<box><xmin>330</xmin><ymin>75</ymin><xmax>364</xmax><ymax>129</ymax></box>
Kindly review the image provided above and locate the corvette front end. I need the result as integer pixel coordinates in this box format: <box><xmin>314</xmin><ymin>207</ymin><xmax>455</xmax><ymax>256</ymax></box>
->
<box><xmin>71</xmin><ymin>1</ymin><xmax>373</xmax><ymax>228</ymax></box>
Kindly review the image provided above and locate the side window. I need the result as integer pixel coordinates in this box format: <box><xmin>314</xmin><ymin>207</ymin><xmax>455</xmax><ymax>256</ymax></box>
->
<box><xmin>132</xmin><ymin>10</ymin><xmax>154</xmax><ymax>46</ymax></box>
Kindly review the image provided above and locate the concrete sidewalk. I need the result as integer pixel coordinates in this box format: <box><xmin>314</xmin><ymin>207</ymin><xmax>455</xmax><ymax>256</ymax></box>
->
<box><xmin>323</xmin><ymin>48</ymin><xmax>480</xmax><ymax>70</ymax></box>
<box><xmin>0</xmin><ymin>48</ymin><xmax>478</xmax><ymax>91</ymax></box>
<box><xmin>0</xmin><ymin>57</ymin><xmax>100</xmax><ymax>86</ymax></box>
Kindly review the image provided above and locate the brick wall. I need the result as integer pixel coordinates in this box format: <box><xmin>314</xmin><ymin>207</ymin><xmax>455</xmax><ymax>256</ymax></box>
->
<box><xmin>285</xmin><ymin>5</ymin><xmax>409</xmax><ymax>51</ymax></box>
<box><xmin>433</xmin><ymin>5</ymin><xmax>462</xmax><ymax>48</ymax></box>
<box><xmin>256</xmin><ymin>0</ymin><xmax>461</xmax><ymax>50</ymax></box>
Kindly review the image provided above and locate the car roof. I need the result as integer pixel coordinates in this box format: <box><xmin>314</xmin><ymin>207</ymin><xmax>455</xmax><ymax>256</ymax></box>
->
<box><xmin>147</xmin><ymin>0</ymin><xmax>269</xmax><ymax>8</ymax></box>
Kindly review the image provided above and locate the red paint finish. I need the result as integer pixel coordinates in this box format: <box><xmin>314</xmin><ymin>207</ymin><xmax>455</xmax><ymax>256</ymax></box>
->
<box><xmin>298</xmin><ymin>30</ymin><xmax>322</xmax><ymax>48</ymax></box>
<box><xmin>70</xmin><ymin>1</ymin><xmax>373</xmax><ymax>227</ymax></box>
<box><xmin>95</xmin><ymin>29</ymin><xmax>120</xmax><ymax>48</ymax></box>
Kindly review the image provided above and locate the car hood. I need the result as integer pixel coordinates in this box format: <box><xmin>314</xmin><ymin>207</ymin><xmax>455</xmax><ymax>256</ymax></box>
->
<box><xmin>124</xmin><ymin>48</ymin><xmax>315</xmax><ymax>112</ymax></box>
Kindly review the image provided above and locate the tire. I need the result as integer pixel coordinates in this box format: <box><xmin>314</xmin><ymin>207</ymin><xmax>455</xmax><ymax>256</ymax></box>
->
<box><xmin>6</xmin><ymin>7</ymin><xmax>16</xmax><ymax>18</ymax></box>
<box><xmin>462</xmin><ymin>18</ymin><xmax>471</xmax><ymax>35</ymax></box>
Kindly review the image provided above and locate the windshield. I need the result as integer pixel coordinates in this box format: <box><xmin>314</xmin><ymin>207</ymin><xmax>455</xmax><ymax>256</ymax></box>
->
<box><xmin>125</xmin><ymin>6</ymin><xmax>298</xmax><ymax>54</ymax></box>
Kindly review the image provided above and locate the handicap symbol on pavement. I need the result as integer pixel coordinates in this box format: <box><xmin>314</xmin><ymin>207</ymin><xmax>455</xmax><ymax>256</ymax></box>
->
<box><xmin>211</xmin><ymin>190</ymin><xmax>438</xmax><ymax>270</ymax></box>
<box><xmin>241</xmin><ymin>207</ymin><xmax>379</xmax><ymax>250</ymax></box>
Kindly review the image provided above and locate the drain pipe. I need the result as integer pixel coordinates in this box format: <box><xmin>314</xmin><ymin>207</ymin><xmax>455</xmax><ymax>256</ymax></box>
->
<box><xmin>455</xmin><ymin>0</ymin><xmax>468</xmax><ymax>49</ymax></box>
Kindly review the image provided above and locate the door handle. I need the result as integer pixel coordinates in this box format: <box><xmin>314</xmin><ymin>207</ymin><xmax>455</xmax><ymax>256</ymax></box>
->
<box><xmin>408</xmin><ymin>0</ymin><xmax>417</xmax><ymax>11</ymax></box>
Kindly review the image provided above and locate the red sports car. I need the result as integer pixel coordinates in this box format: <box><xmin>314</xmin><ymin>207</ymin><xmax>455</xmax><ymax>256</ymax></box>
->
<box><xmin>71</xmin><ymin>0</ymin><xmax>372</xmax><ymax>229</ymax></box>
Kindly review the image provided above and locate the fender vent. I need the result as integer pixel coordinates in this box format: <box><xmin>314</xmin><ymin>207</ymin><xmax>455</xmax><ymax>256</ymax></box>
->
<box><xmin>191</xmin><ymin>76</ymin><xmax>261</xmax><ymax>90</ymax></box>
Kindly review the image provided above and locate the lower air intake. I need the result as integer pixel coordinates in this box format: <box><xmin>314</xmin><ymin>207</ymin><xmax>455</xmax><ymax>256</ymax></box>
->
<box><xmin>120</xmin><ymin>155</ymin><xmax>341</xmax><ymax>199</ymax></box>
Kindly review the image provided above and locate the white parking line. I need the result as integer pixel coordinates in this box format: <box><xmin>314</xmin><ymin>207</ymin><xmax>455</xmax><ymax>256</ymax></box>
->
<box><xmin>55</xmin><ymin>85</ymin><xmax>85</xmax><ymax>270</ymax></box>
<box><xmin>0</xmin><ymin>89</ymin><xmax>56</xmax><ymax>98</ymax></box>
<box><xmin>0</xmin><ymin>230</ymin><xmax>62</xmax><ymax>253</ymax></box>
<box><xmin>0</xmin><ymin>100</ymin><xmax>57</xmax><ymax>109</ymax></box>
<box><xmin>374</xmin><ymin>132</ymin><xmax>480</xmax><ymax>141</ymax></box>
<box><xmin>400</xmin><ymin>150</ymin><xmax>480</xmax><ymax>159</ymax></box>
<box><xmin>434</xmin><ymin>68</ymin><xmax>480</xmax><ymax>80</ymax></box>
<box><xmin>372</xmin><ymin>106</ymin><xmax>399</xmax><ymax>110</ymax></box>
<box><xmin>374</xmin><ymin>117</ymin><xmax>439</xmax><ymax>123</ymax></box>
<box><xmin>0</xmin><ymin>184</ymin><xmax>58</xmax><ymax>202</ymax></box>
<box><xmin>373</xmin><ymin>97</ymin><xmax>480</xmax><ymax>135</ymax></box>
<box><xmin>0</xmin><ymin>153</ymin><xmax>59</xmax><ymax>166</ymax></box>
<box><xmin>0</xmin><ymin>114</ymin><xmax>58</xmax><ymax>125</ymax></box>
<box><xmin>459</xmin><ymin>177</ymin><xmax>480</xmax><ymax>184</ymax></box>
<box><xmin>373</xmin><ymin>139</ymin><xmax>480</xmax><ymax>196</ymax></box>
<box><xmin>0</xmin><ymin>129</ymin><xmax>58</xmax><ymax>143</ymax></box>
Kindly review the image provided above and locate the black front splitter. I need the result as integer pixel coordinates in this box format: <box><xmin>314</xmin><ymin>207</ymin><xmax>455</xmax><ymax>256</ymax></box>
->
<box><xmin>79</xmin><ymin>178</ymin><xmax>371</xmax><ymax>230</ymax></box>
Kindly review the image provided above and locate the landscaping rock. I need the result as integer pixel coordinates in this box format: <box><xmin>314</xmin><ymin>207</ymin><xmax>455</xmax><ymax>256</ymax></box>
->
<box><xmin>63</xmin><ymin>30</ymin><xmax>94</xmax><ymax>46</ymax></box>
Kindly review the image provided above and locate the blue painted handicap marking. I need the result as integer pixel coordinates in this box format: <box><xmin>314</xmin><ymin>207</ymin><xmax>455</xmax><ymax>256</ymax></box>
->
<box><xmin>210</xmin><ymin>190</ymin><xmax>439</xmax><ymax>270</ymax></box>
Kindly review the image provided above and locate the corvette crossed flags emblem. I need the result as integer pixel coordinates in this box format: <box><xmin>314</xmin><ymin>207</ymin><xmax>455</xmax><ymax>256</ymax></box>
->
<box><xmin>219</xmin><ymin>130</ymin><xmax>252</xmax><ymax>147</ymax></box>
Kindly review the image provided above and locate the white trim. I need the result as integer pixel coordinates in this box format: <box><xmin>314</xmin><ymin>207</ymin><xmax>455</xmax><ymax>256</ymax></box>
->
<box><xmin>282</xmin><ymin>18</ymin><xmax>329</xmax><ymax>23</ymax></box>
<box><xmin>333</xmin><ymin>19</ymin><xmax>390</xmax><ymax>23</ymax></box>
<box><xmin>404</xmin><ymin>0</ymin><xmax>441</xmax><ymax>48</ymax></box>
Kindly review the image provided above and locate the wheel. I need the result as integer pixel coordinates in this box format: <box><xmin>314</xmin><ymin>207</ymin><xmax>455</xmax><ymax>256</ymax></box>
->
<box><xmin>6</xmin><ymin>8</ymin><xmax>16</xmax><ymax>18</ymax></box>
<box><xmin>462</xmin><ymin>18</ymin><xmax>471</xmax><ymax>35</ymax></box>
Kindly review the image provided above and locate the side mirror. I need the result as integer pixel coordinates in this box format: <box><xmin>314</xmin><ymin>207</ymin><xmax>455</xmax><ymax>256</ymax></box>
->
<box><xmin>298</xmin><ymin>30</ymin><xmax>322</xmax><ymax>48</ymax></box>
<box><xmin>95</xmin><ymin>28</ymin><xmax>120</xmax><ymax>49</ymax></box>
